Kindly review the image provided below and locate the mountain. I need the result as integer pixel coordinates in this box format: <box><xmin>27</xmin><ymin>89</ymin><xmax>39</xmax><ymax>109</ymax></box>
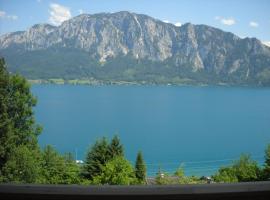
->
<box><xmin>1</xmin><ymin>11</ymin><xmax>270</xmax><ymax>85</ymax></box>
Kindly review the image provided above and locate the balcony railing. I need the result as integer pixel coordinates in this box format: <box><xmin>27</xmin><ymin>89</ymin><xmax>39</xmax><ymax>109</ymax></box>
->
<box><xmin>0</xmin><ymin>181</ymin><xmax>270</xmax><ymax>200</ymax></box>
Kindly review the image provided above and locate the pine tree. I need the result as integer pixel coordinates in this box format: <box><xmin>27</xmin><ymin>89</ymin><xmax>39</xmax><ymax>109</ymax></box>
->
<box><xmin>135</xmin><ymin>151</ymin><xmax>146</xmax><ymax>184</ymax></box>
<box><xmin>83</xmin><ymin>137</ymin><xmax>110</xmax><ymax>180</ymax></box>
<box><xmin>108</xmin><ymin>135</ymin><xmax>124</xmax><ymax>158</ymax></box>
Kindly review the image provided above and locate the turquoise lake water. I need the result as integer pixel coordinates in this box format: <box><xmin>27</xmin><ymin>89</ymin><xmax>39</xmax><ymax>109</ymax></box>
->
<box><xmin>32</xmin><ymin>85</ymin><xmax>270</xmax><ymax>176</ymax></box>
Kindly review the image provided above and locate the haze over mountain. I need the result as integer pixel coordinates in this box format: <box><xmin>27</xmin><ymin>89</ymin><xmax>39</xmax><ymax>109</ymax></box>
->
<box><xmin>1</xmin><ymin>11</ymin><xmax>270</xmax><ymax>85</ymax></box>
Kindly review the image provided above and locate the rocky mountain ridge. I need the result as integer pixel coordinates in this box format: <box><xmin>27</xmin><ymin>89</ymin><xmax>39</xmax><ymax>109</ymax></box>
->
<box><xmin>1</xmin><ymin>11</ymin><xmax>270</xmax><ymax>85</ymax></box>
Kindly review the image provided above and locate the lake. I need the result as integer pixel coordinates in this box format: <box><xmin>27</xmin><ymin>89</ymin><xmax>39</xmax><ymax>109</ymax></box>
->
<box><xmin>32</xmin><ymin>85</ymin><xmax>270</xmax><ymax>176</ymax></box>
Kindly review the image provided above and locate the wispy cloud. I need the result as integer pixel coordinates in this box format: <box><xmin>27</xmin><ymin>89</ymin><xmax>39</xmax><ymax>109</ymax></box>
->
<box><xmin>215</xmin><ymin>16</ymin><xmax>236</xmax><ymax>26</ymax></box>
<box><xmin>0</xmin><ymin>10</ymin><xmax>18</xmax><ymax>20</ymax></box>
<box><xmin>7</xmin><ymin>15</ymin><xmax>18</xmax><ymax>20</ymax></box>
<box><xmin>175</xmin><ymin>22</ymin><xmax>182</xmax><ymax>27</ymax></box>
<box><xmin>249</xmin><ymin>21</ymin><xmax>259</xmax><ymax>28</ymax></box>
<box><xmin>163</xmin><ymin>20</ymin><xmax>170</xmax><ymax>23</ymax></box>
<box><xmin>0</xmin><ymin>11</ymin><xmax>5</xmax><ymax>17</ymax></box>
<box><xmin>49</xmin><ymin>3</ymin><xmax>71</xmax><ymax>25</ymax></box>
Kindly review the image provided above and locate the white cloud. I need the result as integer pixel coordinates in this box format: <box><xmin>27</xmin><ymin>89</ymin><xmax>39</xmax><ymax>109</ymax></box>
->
<box><xmin>49</xmin><ymin>3</ymin><xmax>71</xmax><ymax>25</ymax></box>
<box><xmin>175</xmin><ymin>22</ymin><xmax>182</xmax><ymax>27</ymax></box>
<box><xmin>215</xmin><ymin>16</ymin><xmax>236</xmax><ymax>26</ymax></box>
<box><xmin>249</xmin><ymin>21</ymin><xmax>259</xmax><ymax>28</ymax></box>
<box><xmin>0</xmin><ymin>10</ymin><xmax>18</xmax><ymax>20</ymax></box>
<box><xmin>221</xmin><ymin>18</ymin><xmax>235</xmax><ymax>25</ymax></box>
<box><xmin>262</xmin><ymin>41</ymin><xmax>270</xmax><ymax>47</ymax></box>
<box><xmin>78</xmin><ymin>9</ymin><xmax>84</xmax><ymax>14</ymax></box>
<box><xmin>163</xmin><ymin>20</ymin><xmax>170</xmax><ymax>23</ymax></box>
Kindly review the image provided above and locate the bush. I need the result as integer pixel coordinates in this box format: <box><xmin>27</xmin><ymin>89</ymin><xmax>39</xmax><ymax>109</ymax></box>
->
<box><xmin>92</xmin><ymin>156</ymin><xmax>136</xmax><ymax>185</ymax></box>
<box><xmin>213</xmin><ymin>154</ymin><xmax>261</xmax><ymax>183</ymax></box>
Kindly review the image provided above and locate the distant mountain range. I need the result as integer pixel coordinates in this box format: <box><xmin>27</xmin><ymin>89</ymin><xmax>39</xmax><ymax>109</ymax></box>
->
<box><xmin>1</xmin><ymin>11</ymin><xmax>270</xmax><ymax>85</ymax></box>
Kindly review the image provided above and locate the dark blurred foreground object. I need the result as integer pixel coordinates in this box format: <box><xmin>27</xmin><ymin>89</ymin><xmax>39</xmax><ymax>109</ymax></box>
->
<box><xmin>0</xmin><ymin>181</ymin><xmax>270</xmax><ymax>200</ymax></box>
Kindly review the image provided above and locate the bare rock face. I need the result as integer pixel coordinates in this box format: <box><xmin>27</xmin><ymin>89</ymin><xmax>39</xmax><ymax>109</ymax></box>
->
<box><xmin>1</xmin><ymin>11</ymin><xmax>270</xmax><ymax>85</ymax></box>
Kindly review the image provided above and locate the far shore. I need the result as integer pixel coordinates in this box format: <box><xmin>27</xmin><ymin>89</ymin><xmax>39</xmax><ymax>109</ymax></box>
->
<box><xmin>27</xmin><ymin>78</ymin><xmax>232</xmax><ymax>87</ymax></box>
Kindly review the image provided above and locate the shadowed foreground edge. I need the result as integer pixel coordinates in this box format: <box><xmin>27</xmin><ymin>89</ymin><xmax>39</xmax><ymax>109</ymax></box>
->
<box><xmin>0</xmin><ymin>181</ymin><xmax>270</xmax><ymax>200</ymax></box>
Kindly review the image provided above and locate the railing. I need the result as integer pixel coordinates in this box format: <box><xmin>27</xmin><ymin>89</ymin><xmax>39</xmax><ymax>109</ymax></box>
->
<box><xmin>0</xmin><ymin>181</ymin><xmax>270</xmax><ymax>199</ymax></box>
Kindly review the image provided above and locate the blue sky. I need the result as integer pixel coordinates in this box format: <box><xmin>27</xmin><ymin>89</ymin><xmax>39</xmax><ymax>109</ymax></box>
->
<box><xmin>0</xmin><ymin>0</ymin><xmax>269</xmax><ymax>44</ymax></box>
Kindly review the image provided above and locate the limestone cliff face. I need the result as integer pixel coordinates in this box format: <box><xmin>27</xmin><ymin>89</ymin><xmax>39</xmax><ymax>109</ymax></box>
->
<box><xmin>1</xmin><ymin>11</ymin><xmax>270</xmax><ymax>84</ymax></box>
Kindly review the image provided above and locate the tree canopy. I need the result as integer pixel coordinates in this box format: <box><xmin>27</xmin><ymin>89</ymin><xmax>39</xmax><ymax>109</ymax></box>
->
<box><xmin>108</xmin><ymin>135</ymin><xmax>124</xmax><ymax>159</ymax></box>
<box><xmin>213</xmin><ymin>154</ymin><xmax>261</xmax><ymax>183</ymax></box>
<box><xmin>92</xmin><ymin>156</ymin><xmax>136</xmax><ymax>185</ymax></box>
<box><xmin>0</xmin><ymin>58</ymin><xmax>81</xmax><ymax>184</ymax></box>
<box><xmin>40</xmin><ymin>145</ymin><xmax>81</xmax><ymax>184</ymax></box>
<box><xmin>0</xmin><ymin>58</ymin><xmax>42</xmax><ymax>182</ymax></box>
<box><xmin>83</xmin><ymin>137</ymin><xmax>110</xmax><ymax>180</ymax></box>
<box><xmin>135</xmin><ymin>151</ymin><xmax>146</xmax><ymax>184</ymax></box>
<box><xmin>83</xmin><ymin>136</ymin><xmax>125</xmax><ymax>180</ymax></box>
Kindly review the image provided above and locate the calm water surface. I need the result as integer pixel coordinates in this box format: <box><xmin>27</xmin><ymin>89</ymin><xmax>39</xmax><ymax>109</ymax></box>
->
<box><xmin>32</xmin><ymin>85</ymin><xmax>270</xmax><ymax>176</ymax></box>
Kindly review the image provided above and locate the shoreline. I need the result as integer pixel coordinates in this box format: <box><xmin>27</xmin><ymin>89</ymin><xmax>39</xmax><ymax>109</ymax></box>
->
<box><xmin>27</xmin><ymin>79</ymin><xmax>233</xmax><ymax>87</ymax></box>
<box><xmin>27</xmin><ymin>79</ymin><xmax>270</xmax><ymax>88</ymax></box>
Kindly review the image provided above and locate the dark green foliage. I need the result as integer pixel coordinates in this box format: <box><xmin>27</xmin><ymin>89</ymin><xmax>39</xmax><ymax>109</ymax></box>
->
<box><xmin>0</xmin><ymin>58</ymin><xmax>10</xmax><ymax>170</ymax></box>
<box><xmin>83</xmin><ymin>137</ymin><xmax>110</xmax><ymax>180</ymax></box>
<box><xmin>108</xmin><ymin>135</ymin><xmax>124</xmax><ymax>159</ymax></box>
<box><xmin>92</xmin><ymin>156</ymin><xmax>136</xmax><ymax>185</ymax></box>
<box><xmin>213</xmin><ymin>154</ymin><xmax>261</xmax><ymax>183</ymax></box>
<box><xmin>83</xmin><ymin>136</ymin><xmax>125</xmax><ymax>181</ymax></box>
<box><xmin>1</xmin><ymin>145</ymin><xmax>42</xmax><ymax>183</ymax></box>
<box><xmin>264</xmin><ymin>144</ymin><xmax>270</xmax><ymax>167</ymax></box>
<box><xmin>1</xmin><ymin>48</ymin><xmax>99</xmax><ymax>80</ymax></box>
<box><xmin>263</xmin><ymin>144</ymin><xmax>270</xmax><ymax>180</ymax></box>
<box><xmin>257</xmin><ymin>69</ymin><xmax>270</xmax><ymax>86</ymax></box>
<box><xmin>2</xmin><ymin>49</ymin><xmax>270</xmax><ymax>86</ymax></box>
<box><xmin>0</xmin><ymin>58</ymin><xmax>42</xmax><ymax>182</ymax></box>
<box><xmin>135</xmin><ymin>151</ymin><xmax>146</xmax><ymax>184</ymax></box>
<box><xmin>61</xmin><ymin>153</ymin><xmax>82</xmax><ymax>184</ymax></box>
<box><xmin>40</xmin><ymin>145</ymin><xmax>81</xmax><ymax>184</ymax></box>
<box><xmin>0</xmin><ymin>58</ymin><xmax>81</xmax><ymax>184</ymax></box>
